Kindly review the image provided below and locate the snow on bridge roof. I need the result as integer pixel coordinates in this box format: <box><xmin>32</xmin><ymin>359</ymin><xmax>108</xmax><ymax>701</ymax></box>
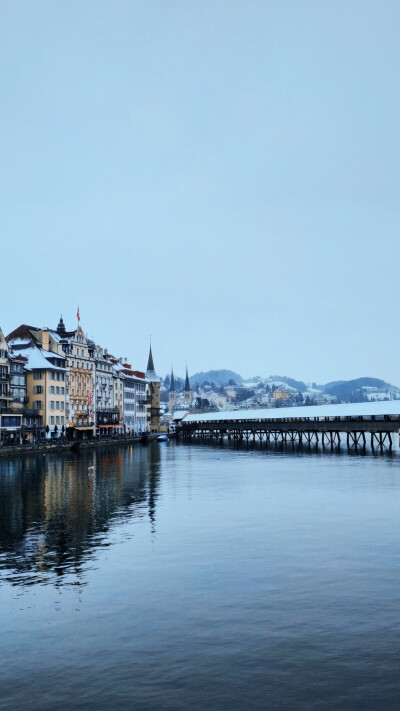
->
<box><xmin>173</xmin><ymin>410</ymin><xmax>190</xmax><ymax>421</ymax></box>
<box><xmin>183</xmin><ymin>400</ymin><xmax>400</xmax><ymax>424</ymax></box>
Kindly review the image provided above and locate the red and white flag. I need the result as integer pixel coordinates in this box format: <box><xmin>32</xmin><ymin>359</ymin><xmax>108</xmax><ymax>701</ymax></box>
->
<box><xmin>77</xmin><ymin>306</ymin><xmax>80</xmax><ymax>322</ymax></box>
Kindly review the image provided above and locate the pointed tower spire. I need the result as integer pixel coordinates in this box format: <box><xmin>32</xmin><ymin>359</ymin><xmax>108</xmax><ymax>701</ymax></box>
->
<box><xmin>184</xmin><ymin>365</ymin><xmax>192</xmax><ymax>408</ymax></box>
<box><xmin>168</xmin><ymin>366</ymin><xmax>176</xmax><ymax>414</ymax></box>
<box><xmin>147</xmin><ymin>341</ymin><xmax>155</xmax><ymax>373</ymax></box>
<box><xmin>170</xmin><ymin>367</ymin><xmax>175</xmax><ymax>392</ymax></box>
<box><xmin>146</xmin><ymin>341</ymin><xmax>159</xmax><ymax>382</ymax></box>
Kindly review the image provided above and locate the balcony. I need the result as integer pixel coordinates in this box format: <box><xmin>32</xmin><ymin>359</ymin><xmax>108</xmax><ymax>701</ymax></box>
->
<box><xmin>97</xmin><ymin>408</ymin><xmax>120</xmax><ymax>426</ymax></box>
<box><xmin>0</xmin><ymin>406</ymin><xmax>18</xmax><ymax>414</ymax></box>
<box><xmin>73</xmin><ymin>419</ymin><xmax>93</xmax><ymax>427</ymax></box>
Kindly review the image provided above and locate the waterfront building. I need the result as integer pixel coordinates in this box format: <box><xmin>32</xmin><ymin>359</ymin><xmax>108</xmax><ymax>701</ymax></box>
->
<box><xmin>0</xmin><ymin>328</ymin><xmax>10</xmax><ymax>412</ymax></box>
<box><xmin>112</xmin><ymin>359</ymin><xmax>147</xmax><ymax>434</ymax></box>
<box><xmin>7</xmin><ymin>352</ymin><xmax>42</xmax><ymax>442</ymax></box>
<box><xmin>9</xmin><ymin>353</ymin><xmax>28</xmax><ymax>408</ymax></box>
<box><xmin>94</xmin><ymin>346</ymin><xmax>120</xmax><ymax>434</ymax></box>
<box><xmin>25</xmin><ymin>345</ymin><xmax>67</xmax><ymax>437</ymax></box>
<box><xmin>0</xmin><ymin>328</ymin><xmax>20</xmax><ymax>444</ymax></box>
<box><xmin>146</xmin><ymin>345</ymin><xmax>161</xmax><ymax>432</ymax></box>
<box><xmin>112</xmin><ymin>361</ymin><xmax>125</xmax><ymax>431</ymax></box>
<box><xmin>6</xmin><ymin>326</ymin><xmax>67</xmax><ymax>439</ymax></box>
<box><xmin>62</xmin><ymin>327</ymin><xmax>95</xmax><ymax>438</ymax></box>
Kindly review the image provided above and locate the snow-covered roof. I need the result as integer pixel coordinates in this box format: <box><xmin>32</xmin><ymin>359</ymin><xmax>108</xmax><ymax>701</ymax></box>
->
<box><xmin>40</xmin><ymin>348</ymin><xmax>65</xmax><ymax>360</ymax></box>
<box><xmin>173</xmin><ymin>410</ymin><xmax>190</xmax><ymax>421</ymax></box>
<box><xmin>23</xmin><ymin>347</ymin><xmax>66</xmax><ymax>372</ymax></box>
<box><xmin>146</xmin><ymin>372</ymin><xmax>161</xmax><ymax>383</ymax></box>
<box><xmin>8</xmin><ymin>338</ymin><xmax>32</xmax><ymax>347</ymax></box>
<box><xmin>48</xmin><ymin>330</ymin><xmax>62</xmax><ymax>343</ymax></box>
<box><xmin>183</xmin><ymin>400</ymin><xmax>400</xmax><ymax>424</ymax></box>
<box><xmin>113</xmin><ymin>364</ymin><xmax>148</xmax><ymax>383</ymax></box>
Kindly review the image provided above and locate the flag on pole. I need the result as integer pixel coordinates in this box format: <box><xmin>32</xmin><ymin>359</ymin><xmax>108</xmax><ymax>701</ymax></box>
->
<box><xmin>77</xmin><ymin>306</ymin><xmax>80</xmax><ymax>322</ymax></box>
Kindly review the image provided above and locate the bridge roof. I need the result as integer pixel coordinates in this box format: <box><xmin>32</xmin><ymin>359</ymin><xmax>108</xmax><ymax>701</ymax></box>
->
<box><xmin>183</xmin><ymin>400</ymin><xmax>400</xmax><ymax>424</ymax></box>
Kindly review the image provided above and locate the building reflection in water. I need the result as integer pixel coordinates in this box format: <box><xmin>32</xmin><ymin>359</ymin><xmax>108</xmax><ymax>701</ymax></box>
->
<box><xmin>0</xmin><ymin>443</ymin><xmax>162</xmax><ymax>586</ymax></box>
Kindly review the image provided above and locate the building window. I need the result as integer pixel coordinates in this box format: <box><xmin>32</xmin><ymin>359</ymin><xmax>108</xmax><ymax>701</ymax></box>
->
<box><xmin>50</xmin><ymin>416</ymin><xmax>54</xmax><ymax>425</ymax></box>
<box><xmin>34</xmin><ymin>371</ymin><xmax>43</xmax><ymax>380</ymax></box>
<box><xmin>34</xmin><ymin>386</ymin><xmax>43</xmax><ymax>394</ymax></box>
<box><xmin>34</xmin><ymin>401</ymin><xmax>43</xmax><ymax>410</ymax></box>
<box><xmin>50</xmin><ymin>401</ymin><xmax>54</xmax><ymax>410</ymax></box>
<box><xmin>50</xmin><ymin>386</ymin><xmax>55</xmax><ymax>394</ymax></box>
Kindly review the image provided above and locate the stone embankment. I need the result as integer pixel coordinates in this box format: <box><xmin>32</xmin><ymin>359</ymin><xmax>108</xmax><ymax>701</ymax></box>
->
<box><xmin>0</xmin><ymin>434</ymin><xmax>165</xmax><ymax>459</ymax></box>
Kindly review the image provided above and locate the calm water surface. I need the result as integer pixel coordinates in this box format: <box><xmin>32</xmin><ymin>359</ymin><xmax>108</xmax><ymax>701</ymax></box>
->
<box><xmin>0</xmin><ymin>441</ymin><xmax>399</xmax><ymax>710</ymax></box>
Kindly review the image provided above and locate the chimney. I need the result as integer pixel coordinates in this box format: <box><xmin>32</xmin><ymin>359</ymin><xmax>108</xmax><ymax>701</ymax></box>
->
<box><xmin>40</xmin><ymin>330</ymin><xmax>50</xmax><ymax>351</ymax></box>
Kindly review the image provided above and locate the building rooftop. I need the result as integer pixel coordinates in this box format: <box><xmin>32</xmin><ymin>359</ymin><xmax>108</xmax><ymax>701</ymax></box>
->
<box><xmin>183</xmin><ymin>400</ymin><xmax>400</xmax><ymax>423</ymax></box>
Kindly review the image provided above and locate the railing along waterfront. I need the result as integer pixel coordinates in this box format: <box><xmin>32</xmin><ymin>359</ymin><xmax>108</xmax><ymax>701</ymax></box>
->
<box><xmin>177</xmin><ymin>401</ymin><xmax>400</xmax><ymax>449</ymax></box>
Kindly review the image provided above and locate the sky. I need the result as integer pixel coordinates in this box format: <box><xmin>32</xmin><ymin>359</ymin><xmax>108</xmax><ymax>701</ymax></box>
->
<box><xmin>1</xmin><ymin>1</ymin><xmax>399</xmax><ymax>385</ymax></box>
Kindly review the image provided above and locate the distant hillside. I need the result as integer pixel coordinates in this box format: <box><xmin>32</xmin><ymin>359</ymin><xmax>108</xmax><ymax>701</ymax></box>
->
<box><xmin>268</xmin><ymin>375</ymin><xmax>308</xmax><ymax>393</ymax></box>
<box><xmin>321</xmin><ymin>377</ymin><xmax>394</xmax><ymax>402</ymax></box>
<box><xmin>189</xmin><ymin>370</ymin><xmax>243</xmax><ymax>387</ymax></box>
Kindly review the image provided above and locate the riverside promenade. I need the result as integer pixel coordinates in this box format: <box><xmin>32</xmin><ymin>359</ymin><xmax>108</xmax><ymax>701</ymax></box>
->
<box><xmin>0</xmin><ymin>433</ymin><xmax>167</xmax><ymax>459</ymax></box>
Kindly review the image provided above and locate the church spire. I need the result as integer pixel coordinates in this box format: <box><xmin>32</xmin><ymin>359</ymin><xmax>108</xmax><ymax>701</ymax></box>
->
<box><xmin>184</xmin><ymin>365</ymin><xmax>192</xmax><ymax>408</ymax></box>
<box><xmin>147</xmin><ymin>343</ymin><xmax>155</xmax><ymax>373</ymax></box>
<box><xmin>170</xmin><ymin>367</ymin><xmax>175</xmax><ymax>392</ymax></box>
<box><xmin>146</xmin><ymin>341</ymin><xmax>160</xmax><ymax>382</ymax></box>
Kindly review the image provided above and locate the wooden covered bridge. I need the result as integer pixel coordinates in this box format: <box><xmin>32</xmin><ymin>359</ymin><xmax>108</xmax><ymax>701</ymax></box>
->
<box><xmin>176</xmin><ymin>401</ymin><xmax>400</xmax><ymax>449</ymax></box>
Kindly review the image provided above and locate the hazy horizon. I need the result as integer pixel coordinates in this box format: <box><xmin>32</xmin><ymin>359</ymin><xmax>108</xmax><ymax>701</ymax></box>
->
<box><xmin>1</xmin><ymin>1</ymin><xmax>399</xmax><ymax>384</ymax></box>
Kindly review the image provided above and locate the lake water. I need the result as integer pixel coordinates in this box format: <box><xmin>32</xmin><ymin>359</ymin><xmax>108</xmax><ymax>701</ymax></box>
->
<box><xmin>0</xmin><ymin>440</ymin><xmax>399</xmax><ymax>710</ymax></box>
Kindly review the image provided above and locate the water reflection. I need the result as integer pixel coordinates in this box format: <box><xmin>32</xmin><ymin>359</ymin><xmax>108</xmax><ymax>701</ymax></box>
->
<box><xmin>183</xmin><ymin>435</ymin><xmax>400</xmax><ymax>462</ymax></box>
<box><xmin>0</xmin><ymin>444</ymin><xmax>162</xmax><ymax>586</ymax></box>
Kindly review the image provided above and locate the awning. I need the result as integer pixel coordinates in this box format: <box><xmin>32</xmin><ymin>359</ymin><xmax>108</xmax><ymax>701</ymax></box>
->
<box><xmin>74</xmin><ymin>426</ymin><xmax>94</xmax><ymax>431</ymax></box>
<box><xmin>98</xmin><ymin>424</ymin><xmax>122</xmax><ymax>428</ymax></box>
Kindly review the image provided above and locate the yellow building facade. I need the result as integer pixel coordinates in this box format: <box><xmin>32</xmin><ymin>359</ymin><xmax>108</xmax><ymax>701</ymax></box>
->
<box><xmin>27</xmin><ymin>364</ymin><xmax>66</xmax><ymax>435</ymax></box>
<box><xmin>273</xmin><ymin>388</ymin><xmax>290</xmax><ymax>401</ymax></box>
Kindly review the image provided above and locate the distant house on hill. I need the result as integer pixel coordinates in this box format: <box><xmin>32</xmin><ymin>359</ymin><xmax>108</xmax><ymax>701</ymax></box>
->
<box><xmin>273</xmin><ymin>388</ymin><xmax>290</xmax><ymax>402</ymax></box>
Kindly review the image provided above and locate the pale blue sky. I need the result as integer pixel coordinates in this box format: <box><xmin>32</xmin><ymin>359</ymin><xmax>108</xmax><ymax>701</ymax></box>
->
<box><xmin>1</xmin><ymin>1</ymin><xmax>399</xmax><ymax>384</ymax></box>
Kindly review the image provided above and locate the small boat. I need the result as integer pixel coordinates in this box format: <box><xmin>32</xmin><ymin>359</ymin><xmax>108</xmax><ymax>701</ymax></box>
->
<box><xmin>157</xmin><ymin>434</ymin><xmax>168</xmax><ymax>441</ymax></box>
